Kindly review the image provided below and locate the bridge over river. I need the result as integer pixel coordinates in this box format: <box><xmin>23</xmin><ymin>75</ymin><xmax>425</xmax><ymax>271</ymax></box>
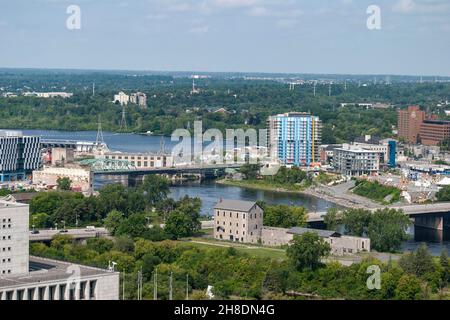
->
<box><xmin>308</xmin><ymin>203</ymin><xmax>450</xmax><ymax>231</ymax></box>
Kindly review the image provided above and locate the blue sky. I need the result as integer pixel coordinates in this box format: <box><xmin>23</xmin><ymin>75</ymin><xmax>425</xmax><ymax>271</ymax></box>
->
<box><xmin>0</xmin><ymin>0</ymin><xmax>449</xmax><ymax>75</ymax></box>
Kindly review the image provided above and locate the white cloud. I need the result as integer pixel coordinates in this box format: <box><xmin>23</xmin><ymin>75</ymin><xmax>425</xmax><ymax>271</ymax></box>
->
<box><xmin>276</xmin><ymin>19</ymin><xmax>298</xmax><ymax>29</ymax></box>
<box><xmin>392</xmin><ymin>0</ymin><xmax>416</xmax><ymax>13</ymax></box>
<box><xmin>189</xmin><ymin>25</ymin><xmax>210</xmax><ymax>34</ymax></box>
<box><xmin>247</xmin><ymin>6</ymin><xmax>269</xmax><ymax>17</ymax></box>
<box><xmin>212</xmin><ymin>0</ymin><xmax>259</xmax><ymax>9</ymax></box>
<box><xmin>392</xmin><ymin>0</ymin><xmax>450</xmax><ymax>14</ymax></box>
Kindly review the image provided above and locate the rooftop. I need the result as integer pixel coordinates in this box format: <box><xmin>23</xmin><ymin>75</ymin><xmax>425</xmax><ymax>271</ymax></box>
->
<box><xmin>0</xmin><ymin>200</ymin><xmax>28</xmax><ymax>209</ymax></box>
<box><xmin>0</xmin><ymin>256</ymin><xmax>117</xmax><ymax>289</ymax></box>
<box><xmin>288</xmin><ymin>227</ymin><xmax>341</xmax><ymax>238</ymax></box>
<box><xmin>214</xmin><ymin>199</ymin><xmax>259</xmax><ymax>212</ymax></box>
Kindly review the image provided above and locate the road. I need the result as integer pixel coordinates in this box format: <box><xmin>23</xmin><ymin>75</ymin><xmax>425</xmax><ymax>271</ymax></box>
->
<box><xmin>29</xmin><ymin>227</ymin><xmax>109</xmax><ymax>241</ymax></box>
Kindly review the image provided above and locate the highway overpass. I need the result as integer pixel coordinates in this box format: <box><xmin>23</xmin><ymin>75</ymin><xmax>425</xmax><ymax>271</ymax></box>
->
<box><xmin>29</xmin><ymin>228</ymin><xmax>109</xmax><ymax>242</ymax></box>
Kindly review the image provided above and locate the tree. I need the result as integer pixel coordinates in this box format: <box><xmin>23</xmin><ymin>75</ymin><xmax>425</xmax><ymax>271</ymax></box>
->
<box><xmin>367</xmin><ymin>209</ymin><xmax>411</xmax><ymax>252</ymax></box>
<box><xmin>394</xmin><ymin>274</ymin><xmax>422</xmax><ymax>300</ymax></box>
<box><xmin>164</xmin><ymin>197</ymin><xmax>202</xmax><ymax>239</ymax></box>
<box><xmin>165</xmin><ymin>210</ymin><xmax>195</xmax><ymax>239</ymax></box>
<box><xmin>139</xmin><ymin>175</ymin><xmax>170</xmax><ymax>207</ymax></box>
<box><xmin>115</xmin><ymin>213</ymin><xmax>149</xmax><ymax>238</ymax></box>
<box><xmin>30</xmin><ymin>213</ymin><xmax>50</xmax><ymax>229</ymax></box>
<box><xmin>141</xmin><ymin>254</ymin><xmax>161</xmax><ymax>281</ymax></box>
<box><xmin>439</xmin><ymin>250</ymin><xmax>449</xmax><ymax>288</ymax></box>
<box><xmin>104</xmin><ymin>210</ymin><xmax>124</xmax><ymax>235</ymax></box>
<box><xmin>399</xmin><ymin>244</ymin><xmax>435</xmax><ymax>278</ymax></box>
<box><xmin>113</xmin><ymin>236</ymin><xmax>135</xmax><ymax>253</ymax></box>
<box><xmin>86</xmin><ymin>238</ymin><xmax>114</xmax><ymax>254</ymax></box>
<box><xmin>342</xmin><ymin>209</ymin><xmax>371</xmax><ymax>236</ymax></box>
<box><xmin>436</xmin><ymin>185</ymin><xmax>450</xmax><ymax>201</ymax></box>
<box><xmin>324</xmin><ymin>208</ymin><xmax>341</xmax><ymax>231</ymax></box>
<box><xmin>57</xmin><ymin>177</ymin><xmax>72</xmax><ymax>191</ymax></box>
<box><xmin>263</xmin><ymin>204</ymin><xmax>307</xmax><ymax>228</ymax></box>
<box><xmin>239</xmin><ymin>164</ymin><xmax>260</xmax><ymax>180</ymax></box>
<box><xmin>286</xmin><ymin>232</ymin><xmax>331</xmax><ymax>271</ymax></box>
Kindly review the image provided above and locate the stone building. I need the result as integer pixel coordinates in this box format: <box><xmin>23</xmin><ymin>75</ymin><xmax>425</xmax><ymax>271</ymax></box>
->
<box><xmin>261</xmin><ymin>227</ymin><xmax>370</xmax><ymax>256</ymax></box>
<box><xmin>213</xmin><ymin>199</ymin><xmax>263</xmax><ymax>244</ymax></box>
<box><xmin>213</xmin><ymin>199</ymin><xmax>370</xmax><ymax>256</ymax></box>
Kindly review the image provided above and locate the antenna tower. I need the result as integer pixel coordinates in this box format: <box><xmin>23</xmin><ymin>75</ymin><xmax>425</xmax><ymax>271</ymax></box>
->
<box><xmin>120</xmin><ymin>105</ymin><xmax>127</xmax><ymax>131</ymax></box>
<box><xmin>96</xmin><ymin>115</ymin><xmax>104</xmax><ymax>145</ymax></box>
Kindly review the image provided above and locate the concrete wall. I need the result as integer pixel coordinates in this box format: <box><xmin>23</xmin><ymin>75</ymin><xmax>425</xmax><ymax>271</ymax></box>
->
<box><xmin>0</xmin><ymin>273</ymin><xmax>120</xmax><ymax>300</ymax></box>
<box><xmin>261</xmin><ymin>227</ymin><xmax>293</xmax><ymax>246</ymax></box>
<box><xmin>0</xmin><ymin>202</ymin><xmax>29</xmax><ymax>275</ymax></box>
<box><xmin>327</xmin><ymin>236</ymin><xmax>371</xmax><ymax>256</ymax></box>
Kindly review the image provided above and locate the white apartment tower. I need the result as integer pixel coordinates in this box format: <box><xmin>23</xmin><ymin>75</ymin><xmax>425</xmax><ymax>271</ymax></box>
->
<box><xmin>113</xmin><ymin>92</ymin><xmax>129</xmax><ymax>106</ymax></box>
<box><xmin>267</xmin><ymin>112</ymin><xmax>322</xmax><ymax>167</ymax></box>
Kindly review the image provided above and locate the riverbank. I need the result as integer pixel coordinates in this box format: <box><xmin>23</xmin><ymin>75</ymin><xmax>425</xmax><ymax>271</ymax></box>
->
<box><xmin>216</xmin><ymin>178</ymin><xmax>309</xmax><ymax>194</ymax></box>
<box><xmin>216</xmin><ymin>178</ymin><xmax>362</xmax><ymax>209</ymax></box>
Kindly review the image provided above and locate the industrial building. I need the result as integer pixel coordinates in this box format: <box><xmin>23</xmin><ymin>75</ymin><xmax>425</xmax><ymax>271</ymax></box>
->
<box><xmin>99</xmin><ymin>152</ymin><xmax>174</xmax><ymax>169</ymax></box>
<box><xmin>0</xmin><ymin>131</ymin><xmax>41</xmax><ymax>182</ymax></box>
<box><xmin>0</xmin><ymin>200</ymin><xmax>119</xmax><ymax>300</ymax></box>
<box><xmin>267</xmin><ymin>112</ymin><xmax>322</xmax><ymax>167</ymax></box>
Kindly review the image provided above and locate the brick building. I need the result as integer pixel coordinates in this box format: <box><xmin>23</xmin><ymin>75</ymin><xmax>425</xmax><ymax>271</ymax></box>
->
<box><xmin>398</xmin><ymin>106</ymin><xmax>425</xmax><ymax>144</ymax></box>
<box><xmin>420</xmin><ymin>120</ymin><xmax>450</xmax><ymax>146</ymax></box>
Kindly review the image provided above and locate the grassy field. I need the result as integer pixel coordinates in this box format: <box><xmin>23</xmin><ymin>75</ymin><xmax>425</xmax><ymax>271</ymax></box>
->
<box><xmin>216</xmin><ymin>179</ymin><xmax>306</xmax><ymax>193</ymax></box>
<box><xmin>179</xmin><ymin>237</ymin><xmax>287</xmax><ymax>260</ymax></box>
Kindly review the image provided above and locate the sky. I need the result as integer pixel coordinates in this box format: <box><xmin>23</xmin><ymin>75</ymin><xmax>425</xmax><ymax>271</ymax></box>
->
<box><xmin>0</xmin><ymin>0</ymin><xmax>449</xmax><ymax>76</ymax></box>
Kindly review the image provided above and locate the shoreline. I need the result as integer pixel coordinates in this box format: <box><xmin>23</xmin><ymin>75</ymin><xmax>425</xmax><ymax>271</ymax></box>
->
<box><xmin>216</xmin><ymin>179</ymin><xmax>374</xmax><ymax>210</ymax></box>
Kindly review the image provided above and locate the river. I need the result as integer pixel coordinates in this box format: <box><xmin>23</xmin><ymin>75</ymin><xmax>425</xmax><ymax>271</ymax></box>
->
<box><xmin>19</xmin><ymin>129</ymin><xmax>450</xmax><ymax>255</ymax></box>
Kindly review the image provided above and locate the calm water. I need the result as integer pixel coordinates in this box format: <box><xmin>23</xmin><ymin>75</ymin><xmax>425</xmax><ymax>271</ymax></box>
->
<box><xmin>18</xmin><ymin>130</ymin><xmax>450</xmax><ymax>255</ymax></box>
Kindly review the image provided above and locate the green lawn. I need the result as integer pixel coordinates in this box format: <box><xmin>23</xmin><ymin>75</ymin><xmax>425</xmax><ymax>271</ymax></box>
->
<box><xmin>179</xmin><ymin>237</ymin><xmax>287</xmax><ymax>260</ymax></box>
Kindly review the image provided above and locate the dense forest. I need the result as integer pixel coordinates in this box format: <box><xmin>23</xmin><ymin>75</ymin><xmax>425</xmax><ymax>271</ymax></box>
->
<box><xmin>1</xmin><ymin>70</ymin><xmax>450</xmax><ymax>144</ymax></box>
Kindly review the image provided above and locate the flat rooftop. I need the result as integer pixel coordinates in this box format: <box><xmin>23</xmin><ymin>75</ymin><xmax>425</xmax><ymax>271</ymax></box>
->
<box><xmin>0</xmin><ymin>256</ymin><xmax>117</xmax><ymax>289</ymax></box>
<box><xmin>0</xmin><ymin>200</ymin><xmax>28</xmax><ymax>209</ymax></box>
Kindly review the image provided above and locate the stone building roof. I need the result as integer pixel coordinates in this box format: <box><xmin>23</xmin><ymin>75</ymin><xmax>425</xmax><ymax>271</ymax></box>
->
<box><xmin>214</xmin><ymin>199</ymin><xmax>259</xmax><ymax>212</ymax></box>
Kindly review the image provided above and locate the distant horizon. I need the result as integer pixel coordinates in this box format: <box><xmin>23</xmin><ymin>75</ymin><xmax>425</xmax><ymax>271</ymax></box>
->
<box><xmin>1</xmin><ymin>66</ymin><xmax>449</xmax><ymax>79</ymax></box>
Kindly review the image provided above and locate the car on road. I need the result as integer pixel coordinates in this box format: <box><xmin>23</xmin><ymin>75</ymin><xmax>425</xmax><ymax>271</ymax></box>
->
<box><xmin>30</xmin><ymin>230</ymin><xmax>40</xmax><ymax>234</ymax></box>
<box><xmin>59</xmin><ymin>229</ymin><xmax>69</xmax><ymax>233</ymax></box>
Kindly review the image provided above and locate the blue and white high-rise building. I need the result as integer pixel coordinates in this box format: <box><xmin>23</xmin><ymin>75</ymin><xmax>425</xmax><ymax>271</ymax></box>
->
<box><xmin>267</xmin><ymin>112</ymin><xmax>322</xmax><ymax>166</ymax></box>
<box><xmin>0</xmin><ymin>131</ymin><xmax>41</xmax><ymax>182</ymax></box>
